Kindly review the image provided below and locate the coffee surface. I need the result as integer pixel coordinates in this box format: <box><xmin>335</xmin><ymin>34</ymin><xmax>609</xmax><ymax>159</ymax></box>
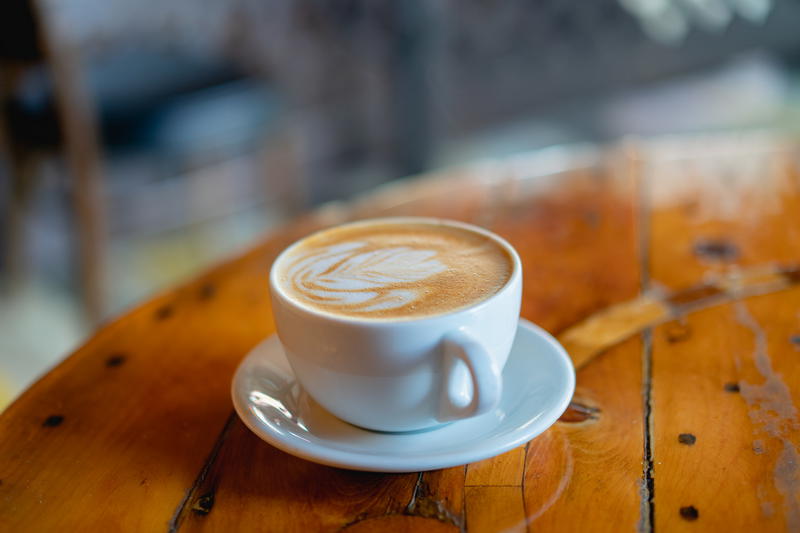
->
<box><xmin>276</xmin><ymin>221</ymin><xmax>513</xmax><ymax>319</ymax></box>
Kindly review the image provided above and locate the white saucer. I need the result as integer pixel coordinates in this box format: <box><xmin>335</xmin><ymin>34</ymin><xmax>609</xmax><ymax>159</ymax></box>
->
<box><xmin>231</xmin><ymin>318</ymin><xmax>575</xmax><ymax>472</ymax></box>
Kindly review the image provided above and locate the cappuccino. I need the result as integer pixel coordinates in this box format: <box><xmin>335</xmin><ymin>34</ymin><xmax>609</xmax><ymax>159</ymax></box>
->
<box><xmin>274</xmin><ymin>220</ymin><xmax>513</xmax><ymax>319</ymax></box>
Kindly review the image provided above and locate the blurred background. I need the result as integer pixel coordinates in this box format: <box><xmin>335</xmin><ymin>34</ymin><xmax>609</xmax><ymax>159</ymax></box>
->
<box><xmin>1</xmin><ymin>0</ymin><xmax>800</xmax><ymax>407</ymax></box>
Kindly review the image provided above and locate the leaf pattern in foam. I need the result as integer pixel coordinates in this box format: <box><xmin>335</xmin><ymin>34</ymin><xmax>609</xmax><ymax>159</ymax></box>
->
<box><xmin>287</xmin><ymin>242</ymin><xmax>446</xmax><ymax>310</ymax></box>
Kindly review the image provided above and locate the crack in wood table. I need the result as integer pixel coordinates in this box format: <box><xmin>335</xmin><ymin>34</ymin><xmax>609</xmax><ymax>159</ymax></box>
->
<box><xmin>2</xmin><ymin>133</ymin><xmax>799</xmax><ymax>532</ymax></box>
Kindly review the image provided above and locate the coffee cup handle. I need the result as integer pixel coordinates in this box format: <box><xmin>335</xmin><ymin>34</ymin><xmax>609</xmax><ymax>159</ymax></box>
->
<box><xmin>438</xmin><ymin>329</ymin><xmax>502</xmax><ymax>422</ymax></box>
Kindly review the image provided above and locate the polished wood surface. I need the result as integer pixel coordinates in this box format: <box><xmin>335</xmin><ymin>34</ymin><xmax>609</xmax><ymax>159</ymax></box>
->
<box><xmin>1</xmin><ymin>134</ymin><xmax>798</xmax><ymax>532</ymax></box>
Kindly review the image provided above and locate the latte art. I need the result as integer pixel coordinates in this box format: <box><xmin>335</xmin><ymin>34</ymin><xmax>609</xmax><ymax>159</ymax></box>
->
<box><xmin>287</xmin><ymin>242</ymin><xmax>447</xmax><ymax>312</ymax></box>
<box><xmin>275</xmin><ymin>221</ymin><xmax>513</xmax><ymax>319</ymax></box>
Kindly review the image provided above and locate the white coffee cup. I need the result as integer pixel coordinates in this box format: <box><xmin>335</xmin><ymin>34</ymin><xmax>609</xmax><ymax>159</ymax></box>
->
<box><xmin>269</xmin><ymin>217</ymin><xmax>522</xmax><ymax>432</ymax></box>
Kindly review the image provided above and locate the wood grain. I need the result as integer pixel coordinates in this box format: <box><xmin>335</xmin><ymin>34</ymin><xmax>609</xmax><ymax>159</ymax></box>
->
<box><xmin>646</xmin><ymin>140</ymin><xmax>800</xmax><ymax>531</ymax></box>
<box><xmin>0</xmin><ymin>217</ymin><xmax>332</xmax><ymax>531</ymax></box>
<box><xmin>465</xmin><ymin>486</ymin><xmax>526</xmax><ymax>533</ymax></box>
<box><xmin>489</xmin><ymin>159</ymin><xmax>645</xmax><ymax>532</ymax></box>
<box><xmin>176</xmin><ymin>418</ymin><xmax>418</xmax><ymax>532</ymax></box>
<box><xmin>2</xmin><ymin>136</ymin><xmax>798</xmax><ymax>532</ymax></box>
<box><xmin>524</xmin><ymin>337</ymin><xmax>645</xmax><ymax>532</ymax></box>
<box><xmin>464</xmin><ymin>448</ymin><xmax>526</xmax><ymax>533</ymax></box>
<box><xmin>1</xmin><ymin>151</ymin><xmax>644</xmax><ymax>532</ymax></box>
<box><xmin>409</xmin><ymin>467</ymin><xmax>467</xmax><ymax>530</ymax></box>
<box><xmin>557</xmin><ymin>264</ymin><xmax>800</xmax><ymax>369</ymax></box>
<box><xmin>465</xmin><ymin>447</ymin><xmax>526</xmax><ymax>487</ymax></box>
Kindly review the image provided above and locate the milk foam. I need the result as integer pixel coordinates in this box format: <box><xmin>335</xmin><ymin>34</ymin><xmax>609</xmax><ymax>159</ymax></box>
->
<box><xmin>286</xmin><ymin>242</ymin><xmax>446</xmax><ymax>311</ymax></box>
<box><xmin>277</xmin><ymin>221</ymin><xmax>512</xmax><ymax>319</ymax></box>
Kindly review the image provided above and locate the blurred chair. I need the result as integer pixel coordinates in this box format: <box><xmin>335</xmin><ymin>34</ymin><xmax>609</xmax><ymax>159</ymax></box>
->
<box><xmin>0</xmin><ymin>0</ymin><xmax>280</xmax><ymax>323</ymax></box>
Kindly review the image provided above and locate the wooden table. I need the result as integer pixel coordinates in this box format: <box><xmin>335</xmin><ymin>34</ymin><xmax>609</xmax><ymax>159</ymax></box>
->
<box><xmin>2</xmin><ymin>133</ymin><xmax>799</xmax><ymax>532</ymax></box>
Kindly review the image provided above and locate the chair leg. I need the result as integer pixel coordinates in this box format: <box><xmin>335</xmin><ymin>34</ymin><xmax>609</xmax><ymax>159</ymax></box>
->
<box><xmin>0</xmin><ymin>63</ymin><xmax>38</xmax><ymax>291</ymax></box>
<box><xmin>32</xmin><ymin>0</ymin><xmax>107</xmax><ymax>324</ymax></box>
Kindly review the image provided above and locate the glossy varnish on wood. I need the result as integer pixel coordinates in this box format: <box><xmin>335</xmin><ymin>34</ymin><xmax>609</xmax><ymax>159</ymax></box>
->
<box><xmin>0</xmin><ymin>135</ymin><xmax>798</xmax><ymax>532</ymax></box>
<box><xmin>645</xmin><ymin>143</ymin><xmax>800</xmax><ymax>531</ymax></box>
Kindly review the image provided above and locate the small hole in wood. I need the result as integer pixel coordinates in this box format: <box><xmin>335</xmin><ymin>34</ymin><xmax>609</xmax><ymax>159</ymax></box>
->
<box><xmin>693</xmin><ymin>239</ymin><xmax>739</xmax><ymax>262</ymax></box>
<box><xmin>106</xmin><ymin>354</ymin><xmax>127</xmax><ymax>367</ymax></box>
<box><xmin>724</xmin><ymin>382</ymin><xmax>740</xmax><ymax>393</ymax></box>
<box><xmin>155</xmin><ymin>305</ymin><xmax>174</xmax><ymax>321</ymax></box>
<box><xmin>42</xmin><ymin>415</ymin><xmax>64</xmax><ymax>427</ymax></box>
<box><xmin>199</xmin><ymin>284</ymin><xmax>216</xmax><ymax>300</ymax></box>
<box><xmin>665</xmin><ymin>322</ymin><xmax>692</xmax><ymax>343</ymax></box>
<box><xmin>192</xmin><ymin>492</ymin><xmax>215</xmax><ymax>516</ymax></box>
<box><xmin>680</xmin><ymin>506</ymin><xmax>699</xmax><ymax>521</ymax></box>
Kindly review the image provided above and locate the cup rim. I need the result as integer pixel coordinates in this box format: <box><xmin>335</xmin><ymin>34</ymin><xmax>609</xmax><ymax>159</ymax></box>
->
<box><xmin>269</xmin><ymin>216</ymin><xmax>522</xmax><ymax>325</ymax></box>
